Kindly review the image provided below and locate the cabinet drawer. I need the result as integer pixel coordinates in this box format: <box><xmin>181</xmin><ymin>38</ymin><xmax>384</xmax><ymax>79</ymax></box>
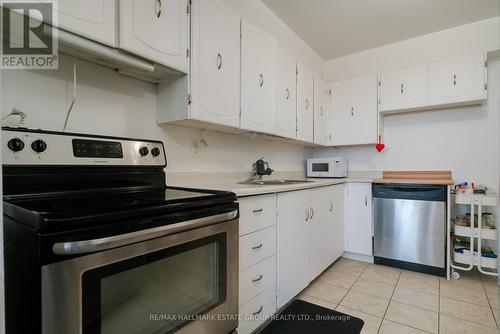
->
<box><xmin>239</xmin><ymin>255</ymin><xmax>276</xmax><ymax>306</ymax></box>
<box><xmin>240</xmin><ymin>226</ymin><xmax>276</xmax><ymax>271</ymax></box>
<box><xmin>238</xmin><ymin>287</ymin><xmax>277</xmax><ymax>334</ymax></box>
<box><xmin>239</xmin><ymin>194</ymin><xmax>276</xmax><ymax>236</ymax></box>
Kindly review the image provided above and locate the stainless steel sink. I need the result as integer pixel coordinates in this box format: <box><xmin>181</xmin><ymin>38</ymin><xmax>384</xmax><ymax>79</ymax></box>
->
<box><xmin>238</xmin><ymin>179</ymin><xmax>313</xmax><ymax>186</ymax></box>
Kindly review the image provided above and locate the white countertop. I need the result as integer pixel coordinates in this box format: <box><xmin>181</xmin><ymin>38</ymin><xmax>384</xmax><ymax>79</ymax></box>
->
<box><xmin>167</xmin><ymin>171</ymin><xmax>378</xmax><ymax>197</ymax></box>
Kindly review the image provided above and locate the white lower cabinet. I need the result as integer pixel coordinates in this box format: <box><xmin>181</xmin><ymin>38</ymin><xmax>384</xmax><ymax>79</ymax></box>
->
<box><xmin>238</xmin><ymin>287</ymin><xmax>276</xmax><ymax>334</ymax></box>
<box><xmin>328</xmin><ymin>184</ymin><xmax>345</xmax><ymax>262</ymax></box>
<box><xmin>308</xmin><ymin>187</ymin><xmax>331</xmax><ymax>280</ymax></box>
<box><xmin>344</xmin><ymin>183</ymin><xmax>373</xmax><ymax>256</ymax></box>
<box><xmin>238</xmin><ymin>195</ymin><xmax>277</xmax><ymax>334</ymax></box>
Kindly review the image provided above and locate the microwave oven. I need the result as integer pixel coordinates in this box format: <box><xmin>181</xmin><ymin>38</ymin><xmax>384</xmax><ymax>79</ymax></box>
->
<box><xmin>307</xmin><ymin>157</ymin><xmax>347</xmax><ymax>178</ymax></box>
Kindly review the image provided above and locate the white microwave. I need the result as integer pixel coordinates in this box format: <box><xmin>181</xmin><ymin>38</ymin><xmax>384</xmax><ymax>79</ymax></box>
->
<box><xmin>307</xmin><ymin>157</ymin><xmax>347</xmax><ymax>178</ymax></box>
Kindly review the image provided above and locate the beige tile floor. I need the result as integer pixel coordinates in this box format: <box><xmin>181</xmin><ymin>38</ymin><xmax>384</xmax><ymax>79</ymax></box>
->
<box><xmin>297</xmin><ymin>257</ymin><xmax>500</xmax><ymax>334</ymax></box>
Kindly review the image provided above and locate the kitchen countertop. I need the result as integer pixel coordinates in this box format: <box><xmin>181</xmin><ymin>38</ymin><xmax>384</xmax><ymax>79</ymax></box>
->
<box><xmin>167</xmin><ymin>171</ymin><xmax>379</xmax><ymax>197</ymax></box>
<box><xmin>372</xmin><ymin>171</ymin><xmax>454</xmax><ymax>186</ymax></box>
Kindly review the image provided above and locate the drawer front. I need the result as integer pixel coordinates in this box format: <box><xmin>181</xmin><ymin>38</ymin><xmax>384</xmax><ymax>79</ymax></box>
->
<box><xmin>239</xmin><ymin>255</ymin><xmax>276</xmax><ymax>306</ymax></box>
<box><xmin>239</xmin><ymin>194</ymin><xmax>276</xmax><ymax>236</ymax></box>
<box><xmin>239</xmin><ymin>226</ymin><xmax>276</xmax><ymax>271</ymax></box>
<box><xmin>238</xmin><ymin>287</ymin><xmax>277</xmax><ymax>334</ymax></box>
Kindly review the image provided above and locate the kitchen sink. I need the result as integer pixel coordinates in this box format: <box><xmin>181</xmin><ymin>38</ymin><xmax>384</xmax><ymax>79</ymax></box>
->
<box><xmin>238</xmin><ymin>179</ymin><xmax>313</xmax><ymax>185</ymax></box>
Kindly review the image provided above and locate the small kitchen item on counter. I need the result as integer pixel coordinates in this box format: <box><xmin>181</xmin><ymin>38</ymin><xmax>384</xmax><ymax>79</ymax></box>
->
<box><xmin>306</xmin><ymin>157</ymin><xmax>347</xmax><ymax>178</ymax></box>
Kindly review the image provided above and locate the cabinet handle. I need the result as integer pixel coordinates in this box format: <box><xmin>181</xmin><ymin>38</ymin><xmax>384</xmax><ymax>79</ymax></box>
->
<box><xmin>259</xmin><ymin>74</ymin><xmax>264</xmax><ymax>87</ymax></box>
<box><xmin>453</xmin><ymin>74</ymin><xmax>457</xmax><ymax>86</ymax></box>
<box><xmin>310</xmin><ymin>207</ymin><xmax>314</xmax><ymax>219</ymax></box>
<box><xmin>252</xmin><ymin>208</ymin><xmax>263</xmax><ymax>214</ymax></box>
<box><xmin>252</xmin><ymin>274</ymin><xmax>263</xmax><ymax>282</ymax></box>
<box><xmin>155</xmin><ymin>0</ymin><xmax>162</xmax><ymax>18</ymax></box>
<box><xmin>365</xmin><ymin>196</ymin><xmax>368</xmax><ymax>206</ymax></box>
<box><xmin>252</xmin><ymin>306</ymin><xmax>263</xmax><ymax>315</ymax></box>
<box><xmin>286</xmin><ymin>88</ymin><xmax>290</xmax><ymax>100</ymax></box>
<box><xmin>305</xmin><ymin>209</ymin><xmax>310</xmax><ymax>221</ymax></box>
<box><xmin>329</xmin><ymin>201</ymin><xmax>333</xmax><ymax>212</ymax></box>
<box><xmin>400</xmin><ymin>83</ymin><xmax>404</xmax><ymax>94</ymax></box>
<box><xmin>350</xmin><ymin>106</ymin><xmax>354</xmax><ymax>116</ymax></box>
<box><xmin>305</xmin><ymin>99</ymin><xmax>309</xmax><ymax>110</ymax></box>
<box><xmin>216</xmin><ymin>53</ymin><xmax>222</xmax><ymax>70</ymax></box>
<box><xmin>252</xmin><ymin>243</ymin><xmax>263</xmax><ymax>250</ymax></box>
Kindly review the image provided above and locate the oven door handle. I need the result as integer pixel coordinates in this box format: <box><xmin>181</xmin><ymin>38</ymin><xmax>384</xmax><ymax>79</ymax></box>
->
<box><xmin>52</xmin><ymin>210</ymin><xmax>238</xmax><ymax>255</ymax></box>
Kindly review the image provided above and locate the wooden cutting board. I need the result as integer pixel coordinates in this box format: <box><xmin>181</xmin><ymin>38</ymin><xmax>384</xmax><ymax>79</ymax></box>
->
<box><xmin>373</xmin><ymin>171</ymin><xmax>454</xmax><ymax>185</ymax></box>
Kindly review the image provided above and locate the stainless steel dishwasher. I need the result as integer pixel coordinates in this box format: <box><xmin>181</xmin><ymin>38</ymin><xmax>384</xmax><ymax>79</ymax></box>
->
<box><xmin>373</xmin><ymin>184</ymin><xmax>447</xmax><ymax>276</ymax></box>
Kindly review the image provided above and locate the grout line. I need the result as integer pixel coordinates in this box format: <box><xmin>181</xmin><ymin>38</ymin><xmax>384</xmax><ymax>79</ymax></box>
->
<box><xmin>480</xmin><ymin>273</ymin><xmax>499</xmax><ymax>328</ymax></box>
<box><xmin>438</xmin><ymin>274</ymin><xmax>441</xmax><ymax>333</ymax></box>
<box><xmin>377</xmin><ymin>269</ymin><xmax>402</xmax><ymax>334</ymax></box>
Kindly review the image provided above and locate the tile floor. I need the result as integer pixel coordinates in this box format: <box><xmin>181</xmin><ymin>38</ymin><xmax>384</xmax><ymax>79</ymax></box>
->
<box><xmin>297</xmin><ymin>257</ymin><xmax>500</xmax><ymax>334</ymax></box>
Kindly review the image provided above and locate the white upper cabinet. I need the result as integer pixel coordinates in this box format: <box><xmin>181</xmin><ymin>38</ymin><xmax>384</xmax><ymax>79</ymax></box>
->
<box><xmin>119</xmin><ymin>0</ymin><xmax>189</xmax><ymax>72</ymax></box>
<box><xmin>276</xmin><ymin>49</ymin><xmax>297</xmax><ymax>139</ymax></box>
<box><xmin>330</xmin><ymin>75</ymin><xmax>378</xmax><ymax>146</ymax></box>
<box><xmin>189</xmin><ymin>0</ymin><xmax>240</xmax><ymax>128</ymax></box>
<box><xmin>56</xmin><ymin>0</ymin><xmax>117</xmax><ymax>46</ymax></box>
<box><xmin>241</xmin><ymin>21</ymin><xmax>277</xmax><ymax>134</ymax></box>
<box><xmin>313</xmin><ymin>76</ymin><xmax>328</xmax><ymax>145</ymax></box>
<box><xmin>428</xmin><ymin>54</ymin><xmax>487</xmax><ymax>107</ymax></box>
<box><xmin>379</xmin><ymin>65</ymin><xmax>427</xmax><ymax>113</ymax></box>
<box><xmin>297</xmin><ymin>63</ymin><xmax>314</xmax><ymax>143</ymax></box>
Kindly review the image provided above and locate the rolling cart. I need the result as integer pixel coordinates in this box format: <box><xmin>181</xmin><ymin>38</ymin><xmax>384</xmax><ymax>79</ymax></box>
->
<box><xmin>448</xmin><ymin>190</ymin><xmax>498</xmax><ymax>279</ymax></box>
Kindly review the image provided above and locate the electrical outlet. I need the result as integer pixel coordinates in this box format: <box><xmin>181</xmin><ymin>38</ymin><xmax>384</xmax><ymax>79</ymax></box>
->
<box><xmin>191</xmin><ymin>141</ymin><xmax>200</xmax><ymax>158</ymax></box>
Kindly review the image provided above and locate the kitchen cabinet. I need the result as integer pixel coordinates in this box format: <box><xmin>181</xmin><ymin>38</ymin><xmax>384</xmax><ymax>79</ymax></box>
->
<box><xmin>314</xmin><ymin>76</ymin><xmax>329</xmax><ymax>145</ymax></box>
<box><xmin>345</xmin><ymin>183</ymin><xmax>373</xmax><ymax>256</ymax></box>
<box><xmin>119</xmin><ymin>0</ymin><xmax>189</xmax><ymax>72</ymax></box>
<box><xmin>309</xmin><ymin>187</ymin><xmax>332</xmax><ymax>280</ymax></box>
<box><xmin>51</xmin><ymin>0</ymin><xmax>117</xmax><ymax>46</ymax></box>
<box><xmin>297</xmin><ymin>63</ymin><xmax>314</xmax><ymax>142</ymax></box>
<box><xmin>328</xmin><ymin>184</ymin><xmax>345</xmax><ymax>262</ymax></box>
<box><xmin>379</xmin><ymin>65</ymin><xmax>427</xmax><ymax>113</ymax></box>
<box><xmin>276</xmin><ymin>48</ymin><xmax>297</xmax><ymax>139</ymax></box>
<box><xmin>330</xmin><ymin>75</ymin><xmax>378</xmax><ymax>146</ymax></box>
<box><xmin>277</xmin><ymin>190</ymin><xmax>310</xmax><ymax>308</ymax></box>
<box><xmin>428</xmin><ymin>54</ymin><xmax>487</xmax><ymax>107</ymax></box>
<box><xmin>241</xmin><ymin>20</ymin><xmax>277</xmax><ymax>134</ymax></box>
<box><xmin>189</xmin><ymin>0</ymin><xmax>240</xmax><ymax>128</ymax></box>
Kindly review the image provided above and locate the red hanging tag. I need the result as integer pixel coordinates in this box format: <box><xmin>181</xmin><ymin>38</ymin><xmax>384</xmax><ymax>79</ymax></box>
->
<box><xmin>376</xmin><ymin>135</ymin><xmax>385</xmax><ymax>152</ymax></box>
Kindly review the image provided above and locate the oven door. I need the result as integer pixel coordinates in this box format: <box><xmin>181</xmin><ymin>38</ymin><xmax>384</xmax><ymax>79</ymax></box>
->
<box><xmin>42</xmin><ymin>212</ymin><xmax>238</xmax><ymax>334</ymax></box>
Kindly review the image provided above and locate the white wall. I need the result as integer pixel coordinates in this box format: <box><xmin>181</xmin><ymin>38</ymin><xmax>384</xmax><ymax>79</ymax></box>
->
<box><xmin>316</xmin><ymin>17</ymin><xmax>500</xmax><ymax>188</ymax></box>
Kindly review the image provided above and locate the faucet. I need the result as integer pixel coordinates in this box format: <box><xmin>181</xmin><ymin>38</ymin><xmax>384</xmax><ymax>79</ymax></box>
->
<box><xmin>249</xmin><ymin>158</ymin><xmax>274</xmax><ymax>182</ymax></box>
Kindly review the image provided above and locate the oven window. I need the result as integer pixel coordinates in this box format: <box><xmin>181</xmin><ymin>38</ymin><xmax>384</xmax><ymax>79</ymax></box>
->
<box><xmin>82</xmin><ymin>233</ymin><xmax>227</xmax><ymax>334</ymax></box>
<box><xmin>312</xmin><ymin>163</ymin><xmax>329</xmax><ymax>172</ymax></box>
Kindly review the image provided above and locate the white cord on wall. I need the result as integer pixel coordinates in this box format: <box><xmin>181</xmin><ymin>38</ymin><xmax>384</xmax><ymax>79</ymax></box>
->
<box><xmin>62</xmin><ymin>60</ymin><xmax>77</xmax><ymax>132</ymax></box>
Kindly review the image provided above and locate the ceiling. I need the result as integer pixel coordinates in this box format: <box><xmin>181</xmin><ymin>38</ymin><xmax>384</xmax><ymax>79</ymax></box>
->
<box><xmin>262</xmin><ymin>0</ymin><xmax>500</xmax><ymax>60</ymax></box>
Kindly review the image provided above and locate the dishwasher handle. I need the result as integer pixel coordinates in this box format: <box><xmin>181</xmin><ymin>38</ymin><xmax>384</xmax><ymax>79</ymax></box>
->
<box><xmin>372</xmin><ymin>184</ymin><xmax>446</xmax><ymax>202</ymax></box>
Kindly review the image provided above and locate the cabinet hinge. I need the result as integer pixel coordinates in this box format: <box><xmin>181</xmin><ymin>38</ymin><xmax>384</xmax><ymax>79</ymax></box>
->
<box><xmin>484</xmin><ymin>83</ymin><xmax>487</xmax><ymax>90</ymax></box>
<box><xmin>378</xmin><ymin>98</ymin><xmax>381</xmax><ymax>104</ymax></box>
<box><xmin>378</xmin><ymin>80</ymin><xmax>381</xmax><ymax>86</ymax></box>
<box><xmin>239</xmin><ymin>108</ymin><xmax>242</xmax><ymax>116</ymax></box>
<box><xmin>485</xmin><ymin>60</ymin><xmax>488</xmax><ymax>68</ymax></box>
<box><xmin>187</xmin><ymin>93</ymin><xmax>192</xmax><ymax>105</ymax></box>
<box><xmin>186</xmin><ymin>49</ymin><xmax>190</xmax><ymax>58</ymax></box>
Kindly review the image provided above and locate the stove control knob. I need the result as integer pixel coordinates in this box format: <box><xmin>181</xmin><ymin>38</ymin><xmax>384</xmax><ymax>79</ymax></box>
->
<box><xmin>31</xmin><ymin>139</ymin><xmax>47</xmax><ymax>153</ymax></box>
<box><xmin>151</xmin><ymin>147</ymin><xmax>161</xmax><ymax>157</ymax></box>
<box><xmin>7</xmin><ymin>138</ymin><xmax>25</xmax><ymax>152</ymax></box>
<box><xmin>139</xmin><ymin>146</ymin><xmax>149</xmax><ymax>156</ymax></box>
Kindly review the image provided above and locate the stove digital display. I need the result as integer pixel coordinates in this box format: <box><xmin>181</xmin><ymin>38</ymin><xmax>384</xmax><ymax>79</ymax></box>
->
<box><xmin>72</xmin><ymin>139</ymin><xmax>123</xmax><ymax>158</ymax></box>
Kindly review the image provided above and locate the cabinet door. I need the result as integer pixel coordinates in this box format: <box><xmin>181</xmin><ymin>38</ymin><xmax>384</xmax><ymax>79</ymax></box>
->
<box><xmin>331</xmin><ymin>75</ymin><xmax>378</xmax><ymax>146</ymax></box>
<box><xmin>328</xmin><ymin>184</ymin><xmax>345</xmax><ymax>263</ymax></box>
<box><xmin>277</xmin><ymin>190</ymin><xmax>310</xmax><ymax>308</ymax></box>
<box><xmin>379</xmin><ymin>65</ymin><xmax>427</xmax><ymax>112</ymax></box>
<box><xmin>241</xmin><ymin>21</ymin><xmax>277</xmax><ymax>134</ymax></box>
<box><xmin>50</xmin><ymin>0</ymin><xmax>117</xmax><ymax>46</ymax></box>
<box><xmin>428</xmin><ymin>54</ymin><xmax>487</xmax><ymax>106</ymax></box>
<box><xmin>119</xmin><ymin>0</ymin><xmax>189</xmax><ymax>72</ymax></box>
<box><xmin>297</xmin><ymin>63</ymin><xmax>314</xmax><ymax>142</ymax></box>
<box><xmin>309</xmin><ymin>187</ymin><xmax>331</xmax><ymax>280</ymax></box>
<box><xmin>314</xmin><ymin>77</ymin><xmax>328</xmax><ymax>145</ymax></box>
<box><xmin>276</xmin><ymin>48</ymin><xmax>297</xmax><ymax>139</ymax></box>
<box><xmin>190</xmin><ymin>0</ymin><xmax>240</xmax><ymax>127</ymax></box>
<box><xmin>345</xmin><ymin>183</ymin><xmax>372</xmax><ymax>256</ymax></box>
